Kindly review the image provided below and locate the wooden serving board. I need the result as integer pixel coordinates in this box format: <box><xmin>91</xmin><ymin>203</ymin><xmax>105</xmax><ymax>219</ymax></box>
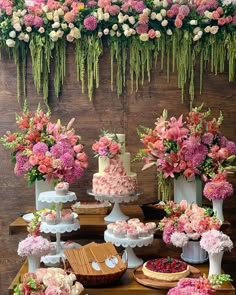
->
<box><xmin>133</xmin><ymin>265</ymin><xmax>201</xmax><ymax>289</ymax></box>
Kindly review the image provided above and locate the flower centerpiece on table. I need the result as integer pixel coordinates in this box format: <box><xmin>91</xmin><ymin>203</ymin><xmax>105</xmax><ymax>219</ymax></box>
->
<box><xmin>137</xmin><ymin>105</ymin><xmax>236</xmax><ymax>200</ymax></box>
<box><xmin>17</xmin><ymin>235</ymin><xmax>51</xmax><ymax>257</ymax></box>
<box><xmin>13</xmin><ymin>268</ymin><xmax>84</xmax><ymax>295</ymax></box>
<box><xmin>92</xmin><ymin>131</ymin><xmax>122</xmax><ymax>158</ymax></box>
<box><xmin>158</xmin><ymin>200</ymin><xmax>221</xmax><ymax>247</ymax></box>
<box><xmin>0</xmin><ymin>104</ymin><xmax>88</xmax><ymax>185</ymax></box>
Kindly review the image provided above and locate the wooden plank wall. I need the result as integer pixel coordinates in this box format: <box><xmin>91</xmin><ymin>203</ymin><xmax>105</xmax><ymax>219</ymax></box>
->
<box><xmin>0</xmin><ymin>46</ymin><xmax>235</xmax><ymax>294</ymax></box>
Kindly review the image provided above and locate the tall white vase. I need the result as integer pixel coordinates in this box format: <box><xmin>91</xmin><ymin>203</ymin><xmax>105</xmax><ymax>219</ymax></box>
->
<box><xmin>181</xmin><ymin>240</ymin><xmax>208</xmax><ymax>264</ymax></box>
<box><xmin>208</xmin><ymin>251</ymin><xmax>224</xmax><ymax>277</ymax></box>
<box><xmin>174</xmin><ymin>175</ymin><xmax>202</xmax><ymax>206</ymax></box>
<box><xmin>35</xmin><ymin>179</ymin><xmax>54</xmax><ymax>210</ymax></box>
<box><xmin>212</xmin><ymin>199</ymin><xmax>224</xmax><ymax>222</ymax></box>
<box><xmin>27</xmin><ymin>255</ymin><xmax>41</xmax><ymax>272</ymax></box>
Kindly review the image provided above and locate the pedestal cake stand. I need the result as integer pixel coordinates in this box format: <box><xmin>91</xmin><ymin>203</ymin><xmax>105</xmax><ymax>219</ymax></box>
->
<box><xmin>87</xmin><ymin>189</ymin><xmax>142</xmax><ymax>222</ymax></box>
<box><xmin>38</xmin><ymin>191</ymin><xmax>80</xmax><ymax>266</ymax></box>
<box><xmin>104</xmin><ymin>230</ymin><xmax>153</xmax><ymax>268</ymax></box>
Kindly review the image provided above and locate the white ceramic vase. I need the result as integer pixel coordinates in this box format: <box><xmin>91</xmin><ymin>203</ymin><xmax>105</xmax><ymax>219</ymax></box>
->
<box><xmin>181</xmin><ymin>240</ymin><xmax>208</xmax><ymax>264</ymax></box>
<box><xmin>27</xmin><ymin>255</ymin><xmax>41</xmax><ymax>272</ymax></box>
<box><xmin>208</xmin><ymin>251</ymin><xmax>224</xmax><ymax>277</ymax></box>
<box><xmin>174</xmin><ymin>175</ymin><xmax>202</xmax><ymax>206</ymax></box>
<box><xmin>212</xmin><ymin>199</ymin><xmax>224</xmax><ymax>222</ymax></box>
<box><xmin>35</xmin><ymin>179</ymin><xmax>54</xmax><ymax>210</ymax></box>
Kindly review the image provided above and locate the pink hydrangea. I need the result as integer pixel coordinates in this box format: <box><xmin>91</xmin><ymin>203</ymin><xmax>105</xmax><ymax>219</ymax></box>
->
<box><xmin>33</xmin><ymin>15</ymin><xmax>44</xmax><ymax>27</ymax></box>
<box><xmin>18</xmin><ymin>235</ymin><xmax>51</xmax><ymax>257</ymax></box>
<box><xmin>23</xmin><ymin>14</ymin><xmax>35</xmax><ymax>26</ymax></box>
<box><xmin>83</xmin><ymin>16</ymin><xmax>98</xmax><ymax>31</ymax></box>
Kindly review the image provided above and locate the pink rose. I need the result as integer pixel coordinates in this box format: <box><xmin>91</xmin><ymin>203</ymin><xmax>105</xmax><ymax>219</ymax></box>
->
<box><xmin>175</xmin><ymin>18</ymin><xmax>183</xmax><ymax>28</ymax></box>
<box><xmin>179</xmin><ymin>160</ymin><xmax>186</xmax><ymax>170</ymax></box>
<box><xmin>217</xmin><ymin>147</ymin><xmax>229</xmax><ymax>160</ymax></box>
<box><xmin>64</xmin><ymin>11</ymin><xmax>75</xmax><ymax>23</ymax></box>
<box><xmin>74</xmin><ymin>144</ymin><xmax>83</xmax><ymax>153</ymax></box>
<box><xmin>212</xmin><ymin>11</ymin><xmax>220</xmax><ymax>19</ymax></box>
<box><xmin>148</xmin><ymin>29</ymin><xmax>156</xmax><ymax>39</ymax></box>
<box><xmin>218</xmin><ymin>18</ymin><xmax>226</xmax><ymax>26</ymax></box>
<box><xmin>99</xmin><ymin>136</ymin><xmax>110</xmax><ymax>147</ymax></box>
<box><xmin>38</xmin><ymin>164</ymin><xmax>48</xmax><ymax>173</ymax></box>
<box><xmin>29</xmin><ymin>155</ymin><xmax>39</xmax><ymax>166</ymax></box>
<box><xmin>5</xmin><ymin>6</ymin><xmax>12</xmax><ymax>15</ymax></box>
<box><xmin>225</xmin><ymin>16</ymin><xmax>232</xmax><ymax>23</ymax></box>
<box><xmin>183</xmin><ymin>168</ymin><xmax>194</xmax><ymax>178</ymax></box>
<box><xmin>109</xmin><ymin>143</ymin><xmax>120</xmax><ymax>155</ymax></box>
<box><xmin>216</xmin><ymin>7</ymin><xmax>223</xmax><ymax>15</ymax></box>
<box><xmin>77</xmin><ymin>152</ymin><xmax>88</xmax><ymax>162</ymax></box>
<box><xmin>166</xmin><ymin>9</ymin><xmax>175</xmax><ymax>18</ymax></box>
<box><xmin>179</xmin><ymin>200</ymin><xmax>188</xmax><ymax>211</ymax></box>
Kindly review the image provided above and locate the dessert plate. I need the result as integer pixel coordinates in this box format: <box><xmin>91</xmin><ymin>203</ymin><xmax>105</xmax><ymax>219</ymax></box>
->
<box><xmin>23</xmin><ymin>212</ymin><xmax>78</xmax><ymax>223</ymax></box>
<box><xmin>133</xmin><ymin>264</ymin><xmax>201</xmax><ymax>289</ymax></box>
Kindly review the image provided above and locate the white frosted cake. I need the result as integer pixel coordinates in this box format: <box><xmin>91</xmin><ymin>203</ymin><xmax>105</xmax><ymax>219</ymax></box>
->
<box><xmin>92</xmin><ymin>134</ymin><xmax>138</xmax><ymax>196</ymax></box>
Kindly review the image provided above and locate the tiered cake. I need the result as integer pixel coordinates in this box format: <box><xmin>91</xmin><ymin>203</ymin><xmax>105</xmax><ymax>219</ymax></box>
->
<box><xmin>92</xmin><ymin>134</ymin><xmax>138</xmax><ymax>196</ymax></box>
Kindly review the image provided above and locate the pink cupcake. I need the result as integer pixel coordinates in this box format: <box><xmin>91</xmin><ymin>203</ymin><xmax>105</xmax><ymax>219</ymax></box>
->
<box><xmin>145</xmin><ymin>222</ymin><xmax>156</xmax><ymax>234</ymax></box>
<box><xmin>46</xmin><ymin>213</ymin><xmax>57</xmax><ymax>225</ymax></box>
<box><xmin>107</xmin><ymin>223</ymin><xmax>118</xmax><ymax>234</ymax></box>
<box><xmin>127</xmin><ymin>228</ymin><xmax>139</xmax><ymax>239</ymax></box>
<box><xmin>127</xmin><ymin>218</ymin><xmax>140</xmax><ymax>225</ymax></box>
<box><xmin>55</xmin><ymin>182</ymin><xmax>69</xmax><ymax>195</ymax></box>
<box><xmin>138</xmin><ymin>228</ymin><xmax>150</xmax><ymax>237</ymax></box>
<box><xmin>115</xmin><ymin>220</ymin><xmax>127</xmax><ymax>226</ymax></box>
<box><xmin>61</xmin><ymin>213</ymin><xmax>74</xmax><ymax>224</ymax></box>
<box><xmin>113</xmin><ymin>226</ymin><xmax>126</xmax><ymax>238</ymax></box>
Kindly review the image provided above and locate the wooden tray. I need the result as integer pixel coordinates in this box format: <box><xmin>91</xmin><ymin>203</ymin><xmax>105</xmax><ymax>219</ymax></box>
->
<box><xmin>133</xmin><ymin>264</ymin><xmax>201</xmax><ymax>289</ymax></box>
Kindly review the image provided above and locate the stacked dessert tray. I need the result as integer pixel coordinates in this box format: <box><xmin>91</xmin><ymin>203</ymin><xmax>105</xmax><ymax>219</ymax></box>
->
<box><xmin>38</xmin><ymin>191</ymin><xmax>80</xmax><ymax>266</ymax></box>
<box><xmin>87</xmin><ymin>189</ymin><xmax>143</xmax><ymax>222</ymax></box>
<box><xmin>104</xmin><ymin>218</ymin><xmax>155</xmax><ymax>268</ymax></box>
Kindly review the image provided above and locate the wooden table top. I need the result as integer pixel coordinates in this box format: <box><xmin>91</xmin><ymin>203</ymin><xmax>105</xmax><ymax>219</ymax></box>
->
<box><xmin>9</xmin><ymin>205</ymin><xmax>162</xmax><ymax>237</ymax></box>
<box><xmin>8</xmin><ymin>260</ymin><xmax>235</xmax><ymax>295</ymax></box>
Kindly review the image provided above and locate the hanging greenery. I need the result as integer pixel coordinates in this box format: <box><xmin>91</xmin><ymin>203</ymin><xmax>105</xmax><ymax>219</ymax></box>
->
<box><xmin>0</xmin><ymin>0</ymin><xmax>235</xmax><ymax>105</ymax></box>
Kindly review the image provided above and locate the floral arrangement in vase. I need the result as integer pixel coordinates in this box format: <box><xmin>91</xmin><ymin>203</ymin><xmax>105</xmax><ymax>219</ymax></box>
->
<box><xmin>0</xmin><ymin>0</ymin><xmax>235</xmax><ymax>103</ymax></box>
<box><xmin>167</xmin><ymin>277</ymin><xmax>215</xmax><ymax>295</ymax></box>
<box><xmin>13</xmin><ymin>268</ymin><xmax>84</xmax><ymax>295</ymax></box>
<box><xmin>0</xmin><ymin>104</ymin><xmax>88</xmax><ymax>185</ymax></box>
<box><xmin>137</xmin><ymin>105</ymin><xmax>236</xmax><ymax>200</ymax></box>
<box><xmin>92</xmin><ymin>131</ymin><xmax>122</xmax><ymax>158</ymax></box>
<box><xmin>158</xmin><ymin>200</ymin><xmax>221</xmax><ymax>247</ymax></box>
<box><xmin>17</xmin><ymin>235</ymin><xmax>51</xmax><ymax>257</ymax></box>
<box><xmin>200</xmin><ymin>229</ymin><xmax>233</xmax><ymax>254</ymax></box>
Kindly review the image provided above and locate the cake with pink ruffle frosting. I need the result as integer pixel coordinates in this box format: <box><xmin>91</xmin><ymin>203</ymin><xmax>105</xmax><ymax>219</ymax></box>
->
<box><xmin>55</xmin><ymin>182</ymin><xmax>69</xmax><ymax>195</ymax></box>
<box><xmin>92</xmin><ymin>134</ymin><xmax>138</xmax><ymax>196</ymax></box>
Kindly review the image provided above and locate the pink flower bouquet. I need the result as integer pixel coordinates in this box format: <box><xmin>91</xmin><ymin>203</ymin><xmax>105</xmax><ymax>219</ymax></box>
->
<box><xmin>137</xmin><ymin>105</ymin><xmax>236</xmax><ymax>199</ymax></box>
<box><xmin>200</xmin><ymin>229</ymin><xmax>233</xmax><ymax>254</ymax></box>
<box><xmin>13</xmin><ymin>268</ymin><xmax>84</xmax><ymax>295</ymax></box>
<box><xmin>92</xmin><ymin>131</ymin><xmax>122</xmax><ymax>158</ymax></box>
<box><xmin>167</xmin><ymin>277</ymin><xmax>215</xmax><ymax>295</ymax></box>
<box><xmin>1</xmin><ymin>105</ymin><xmax>88</xmax><ymax>185</ymax></box>
<box><xmin>17</xmin><ymin>235</ymin><xmax>51</xmax><ymax>257</ymax></box>
<box><xmin>158</xmin><ymin>200</ymin><xmax>221</xmax><ymax>247</ymax></box>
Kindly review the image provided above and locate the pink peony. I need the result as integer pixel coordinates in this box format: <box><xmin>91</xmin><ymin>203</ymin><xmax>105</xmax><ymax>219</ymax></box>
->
<box><xmin>83</xmin><ymin>15</ymin><xmax>97</xmax><ymax>31</ymax></box>
<box><xmin>136</xmin><ymin>24</ymin><xmax>148</xmax><ymax>34</ymax></box>
<box><xmin>203</xmin><ymin>177</ymin><xmax>233</xmax><ymax>200</ymax></box>
<box><xmin>148</xmin><ymin>29</ymin><xmax>156</xmax><ymax>39</ymax></box>
<box><xmin>64</xmin><ymin>11</ymin><xmax>76</xmax><ymax>23</ymax></box>
<box><xmin>23</xmin><ymin>14</ymin><xmax>35</xmax><ymax>26</ymax></box>
<box><xmin>33</xmin><ymin>16</ymin><xmax>44</xmax><ymax>27</ymax></box>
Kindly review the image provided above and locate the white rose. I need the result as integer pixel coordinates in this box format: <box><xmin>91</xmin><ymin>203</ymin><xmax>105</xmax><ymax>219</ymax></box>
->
<box><xmin>98</xmin><ymin>13</ymin><xmax>104</xmax><ymax>21</ymax></box>
<box><xmin>130</xmin><ymin>28</ymin><xmax>136</xmax><ymax>35</ymax></box>
<box><xmin>193</xmin><ymin>35</ymin><xmax>201</xmax><ymax>41</ymax></box>
<box><xmin>193</xmin><ymin>27</ymin><xmax>200</xmax><ymax>34</ymax></box>
<box><xmin>124</xmin><ymin>29</ymin><xmax>131</xmax><ymax>37</ymax></box>
<box><xmin>143</xmin><ymin>8</ymin><xmax>150</xmax><ymax>16</ymax></box>
<box><xmin>42</xmin><ymin>6</ymin><xmax>48</xmax><ymax>13</ymax></box>
<box><xmin>112</xmin><ymin>24</ymin><xmax>118</xmax><ymax>30</ymax></box>
<box><xmin>167</xmin><ymin>29</ymin><xmax>172</xmax><ymax>35</ymax></box>
<box><xmin>210</xmin><ymin>25</ymin><xmax>219</xmax><ymax>34</ymax></box>
<box><xmin>15</xmin><ymin>10</ymin><xmax>21</xmax><ymax>17</ymax></box>
<box><xmin>98</xmin><ymin>31</ymin><xmax>103</xmax><ymax>38</ymax></box>
<box><xmin>26</xmin><ymin>26</ymin><xmax>32</xmax><ymax>32</ymax></box>
<box><xmin>21</xmin><ymin>9</ymin><xmax>27</xmax><ymax>16</ymax></box>
<box><xmin>151</xmin><ymin>12</ymin><xmax>156</xmax><ymax>20</ymax></box>
<box><xmin>6</xmin><ymin>39</ymin><xmax>15</xmax><ymax>47</ymax></box>
<box><xmin>204</xmin><ymin>11</ymin><xmax>212</xmax><ymax>19</ymax></box>
<box><xmin>24</xmin><ymin>34</ymin><xmax>29</xmax><ymax>42</ymax></box>
<box><xmin>221</xmin><ymin>0</ymin><xmax>232</xmax><ymax>5</ymax></box>
<box><xmin>9</xmin><ymin>31</ymin><xmax>16</xmax><ymax>38</ymax></box>
<box><xmin>156</xmin><ymin>13</ymin><xmax>162</xmax><ymax>21</ymax></box>
<box><xmin>52</xmin><ymin>22</ymin><xmax>60</xmax><ymax>29</ymax></box>
<box><xmin>57</xmin><ymin>8</ymin><xmax>64</xmax><ymax>16</ymax></box>
<box><xmin>61</xmin><ymin>23</ymin><xmax>68</xmax><ymax>30</ymax></box>
<box><xmin>161</xmin><ymin>19</ymin><xmax>168</xmax><ymax>27</ymax></box>
<box><xmin>93</xmin><ymin>12</ymin><xmax>97</xmax><ymax>18</ymax></box>
<box><xmin>53</xmin><ymin>16</ymin><xmax>59</xmax><ymax>22</ymax></box>
<box><xmin>139</xmin><ymin>33</ymin><xmax>149</xmax><ymax>41</ymax></box>
<box><xmin>18</xmin><ymin>33</ymin><xmax>25</xmax><ymax>40</ymax></box>
<box><xmin>49</xmin><ymin>30</ymin><xmax>59</xmax><ymax>42</ymax></box>
<box><xmin>110</xmin><ymin>30</ymin><xmax>115</xmax><ymax>37</ymax></box>
<box><xmin>204</xmin><ymin>26</ymin><xmax>211</xmax><ymax>33</ymax></box>
<box><xmin>103</xmin><ymin>13</ymin><xmax>110</xmax><ymax>21</ymax></box>
<box><xmin>155</xmin><ymin>30</ymin><xmax>161</xmax><ymax>38</ymax></box>
<box><xmin>46</xmin><ymin>12</ymin><xmax>53</xmax><ymax>20</ymax></box>
<box><xmin>57</xmin><ymin>30</ymin><xmax>64</xmax><ymax>38</ymax></box>
<box><xmin>153</xmin><ymin>0</ymin><xmax>161</xmax><ymax>6</ymax></box>
<box><xmin>128</xmin><ymin>16</ymin><xmax>135</xmax><ymax>25</ymax></box>
<box><xmin>122</xmin><ymin>24</ymin><xmax>129</xmax><ymax>31</ymax></box>
<box><xmin>118</xmin><ymin>13</ymin><xmax>124</xmax><ymax>23</ymax></box>
<box><xmin>116</xmin><ymin>31</ymin><xmax>121</xmax><ymax>37</ymax></box>
<box><xmin>103</xmin><ymin>28</ymin><xmax>109</xmax><ymax>35</ymax></box>
<box><xmin>69</xmin><ymin>23</ymin><xmax>74</xmax><ymax>29</ymax></box>
<box><xmin>11</xmin><ymin>16</ymin><xmax>20</xmax><ymax>25</ymax></box>
<box><xmin>162</xmin><ymin>0</ymin><xmax>168</xmax><ymax>8</ymax></box>
<box><xmin>160</xmin><ymin>9</ymin><xmax>167</xmax><ymax>17</ymax></box>
<box><xmin>13</xmin><ymin>23</ymin><xmax>22</xmax><ymax>32</ymax></box>
<box><xmin>70</xmin><ymin>27</ymin><xmax>81</xmax><ymax>39</ymax></box>
<box><xmin>38</xmin><ymin>27</ymin><xmax>45</xmax><ymax>34</ymax></box>
<box><xmin>190</xmin><ymin>20</ymin><xmax>198</xmax><ymax>25</ymax></box>
<box><xmin>197</xmin><ymin>31</ymin><xmax>203</xmax><ymax>37</ymax></box>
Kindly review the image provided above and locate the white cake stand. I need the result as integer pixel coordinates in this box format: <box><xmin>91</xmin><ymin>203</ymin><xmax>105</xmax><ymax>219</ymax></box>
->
<box><xmin>87</xmin><ymin>189</ymin><xmax>142</xmax><ymax>222</ymax></box>
<box><xmin>104</xmin><ymin>230</ymin><xmax>153</xmax><ymax>268</ymax></box>
<box><xmin>39</xmin><ymin>191</ymin><xmax>80</xmax><ymax>266</ymax></box>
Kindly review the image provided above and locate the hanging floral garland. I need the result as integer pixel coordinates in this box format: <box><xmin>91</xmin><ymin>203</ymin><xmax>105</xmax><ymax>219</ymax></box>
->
<box><xmin>0</xmin><ymin>0</ymin><xmax>235</xmax><ymax>105</ymax></box>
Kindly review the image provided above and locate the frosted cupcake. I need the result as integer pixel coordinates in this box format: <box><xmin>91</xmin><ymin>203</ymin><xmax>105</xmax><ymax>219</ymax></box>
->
<box><xmin>113</xmin><ymin>226</ymin><xmax>126</xmax><ymax>238</ymax></box>
<box><xmin>138</xmin><ymin>228</ymin><xmax>150</xmax><ymax>237</ymax></box>
<box><xmin>127</xmin><ymin>228</ymin><xmax>139</xmax><ymax>239</ymax></box>
<box><xmin>61</xmin><ymin>213</ymin><xmax>74</xmax><ymax>224</ymax></box>
<box><xmin>127</xmin><ymin>218</ymin><xmax>140</xmax><ymax>225</ymax></box>
<box><xmin>145</xmin><ymin>222</ymin><xmax>156</xmax><ymax>234</ymax></box>
<box><xmin>107</xmin><ymin>223</ymin><xmax>118</xmax><ymax>234</ymax></box>
<box><xmin>55</xmin><ymin>182</ymin><xmax>69</xmax><ymax>195</ymax></box>
<box><xmin>46</xmin><ymin>212</ymin><xmax>57</xmax><ymax>225</ymax></box>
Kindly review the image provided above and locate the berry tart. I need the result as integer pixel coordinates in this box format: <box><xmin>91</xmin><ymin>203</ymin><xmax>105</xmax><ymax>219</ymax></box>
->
<box><xmin>142</xmin><ymin>257</ymin><xmax>190</xmax><ymax>281</ymax></box>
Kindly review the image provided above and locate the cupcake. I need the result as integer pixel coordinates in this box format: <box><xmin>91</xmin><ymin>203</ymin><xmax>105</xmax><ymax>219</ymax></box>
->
<box><xmin>46</xmin><ymin>212</ymin><xmax>57</xmax><ymax>225</ymax></box>
<box><xmin>55</xmin><ymin>182</ymin><xmax>69</xmax><ymax>195</ymax></box>
<box><xmin>145</xmin><ymin>222</ymin><xmax>156</xmax><ymax>234</ymax></box>
<box><xmin>113</xmin><ymin>226</ymin><xmax>126</xmax><ymax>238</ymax></box>
<box><xmin>128</xmin><ymin>218</ymin><xmax>140</xmax><ymax>226</ymax></box>
<box><xmin>127</xmin><ymin>228</ymin><xmax>139</xmax><ymax>239</ymax></box>
<box><xmin>61</xmin><ymin>213</ymin><xmax>74</xmax><ymax>224</ymax></box>
<box><xmin>138</xmin><ymin>228</ymin><xmax>150</xmax><ymax>237</ymax></box>
<box><xmin>107</xmin><ymin>223</ymin><xmax>118</xmax><ymax>234</ymax></box>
